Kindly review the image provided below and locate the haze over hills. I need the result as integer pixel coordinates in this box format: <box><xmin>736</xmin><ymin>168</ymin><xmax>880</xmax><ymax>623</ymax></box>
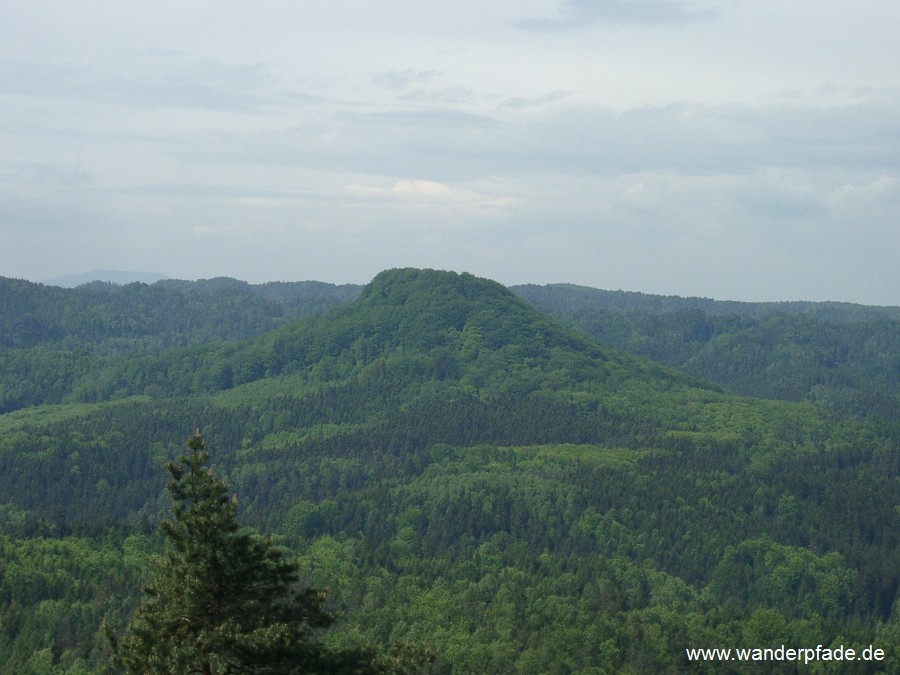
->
<box><xmin>1</xmin><ymin>268</ymin><xmax>898</xmax><ymax>671</ymax></box>
<box><xmin>512</xmin><ymin>283</ymin><xmax>900</xmax><ymax>322</ymax></box>
<box><xmin>29</xmin><ymin>269</ymin><xmax>900</xmax><ymax>316</ymax></box>
<box><xmin>42</xmin><ymin>269</ymin><xmax>171</xmax><ymax>287</ymax></box>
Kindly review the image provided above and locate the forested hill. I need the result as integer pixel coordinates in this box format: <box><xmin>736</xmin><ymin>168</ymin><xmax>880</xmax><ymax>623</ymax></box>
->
<box><xmin>513</xmin><ymin>283</ymin><xmax>900</xmax><ymax>423</ymax></box>
<box><xmin>1</xmin><ymin>269</ymin><xmax>898</xmax><ymax>672</ymax></box>
<box><xmin>511</xmin><ymin>283</ymin><xmax>900</xmax><ymax>321</ymax></box>
<box><xmin>50</xmin><ymin>268</ymin><xmax>714</xmax><ymax>404</ymax></box>
<box><xmin>4</xmin><ymin>272</ymin><xmax>895</xmax><ymax>420</ymax></box>
<box><xmin>0</xmin><ymin>276</ymin><xmax>360</xmax><ymax>412</ymax></box>
<box><xmin>0</xmin><ymin>275</ymin><xmax>360</xmax><ymax>350</ymax></box>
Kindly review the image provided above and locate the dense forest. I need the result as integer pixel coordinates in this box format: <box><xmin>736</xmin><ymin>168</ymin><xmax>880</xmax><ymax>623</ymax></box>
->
<box><xmin>513</xmin><ymin>284</ymin><xmax>900</xmax><ymax>426</ymax></box>
<box><xmin>0</xmin><ymin>269</ymin><xmax>897</xmax><ymax>673</ymax></box>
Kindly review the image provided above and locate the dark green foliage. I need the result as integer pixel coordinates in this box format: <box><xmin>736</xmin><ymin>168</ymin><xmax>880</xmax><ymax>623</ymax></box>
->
<box><xmin>512</xmin><ymin>282</ymin><xmax>900</xmax><ymax>321</ymax></box>
<box><xmin>0</xmin><ymin>276</ymin><xmax>360</xmax><ymax>351</ymax></box>
<box><xmin>113</xmin><ymin>431</ymin><xmax>384</xmax><ymax>674</ymax></box>
<box><xmin>1</xmin><ymin>269</ymin><xmax>898</xmax><ymax>672</ymax></box>
<box><xmin>0</xmin><ymin>276</ymin><xmax>360</xmax><ymax>412</ymax></box>
<box><xmin>515</xmin><ymin>284</ymin><xmax>900</xmax><ymax>424</ymax></box>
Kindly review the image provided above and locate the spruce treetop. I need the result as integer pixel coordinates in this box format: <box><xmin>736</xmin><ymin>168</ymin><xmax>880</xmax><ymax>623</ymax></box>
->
<box><xmin>114</xmin><ymin>430</ymin><xmax>388</xmax><ymax>674</ymax></box>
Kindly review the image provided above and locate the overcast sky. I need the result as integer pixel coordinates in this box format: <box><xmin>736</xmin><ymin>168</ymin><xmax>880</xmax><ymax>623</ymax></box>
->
<box><xmin>2</xmin><ymin>1</ymin><xmax>898</xmax><ymax>303</ymax></box>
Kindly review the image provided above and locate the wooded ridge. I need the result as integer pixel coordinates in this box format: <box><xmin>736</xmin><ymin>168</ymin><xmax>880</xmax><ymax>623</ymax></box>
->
<box><xmin>0</xmin><ymin>268</ymin><xmax>897</xmax><ymax>673</ymax></box>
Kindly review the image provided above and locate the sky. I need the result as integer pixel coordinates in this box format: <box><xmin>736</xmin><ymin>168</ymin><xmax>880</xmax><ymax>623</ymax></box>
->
<box><xmin>1</xmin><ymin>1</ymin><xmax>898</xmax><ymax>304</ymax></box>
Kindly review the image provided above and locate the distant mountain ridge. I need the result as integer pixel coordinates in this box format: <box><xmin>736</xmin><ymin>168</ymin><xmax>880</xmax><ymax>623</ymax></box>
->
<box><xmin>43</xmin><ymin>269</ymin><xmax>170</xmax><ymax>287</ymax></box>
<box><xmin>510</xmin><ymin>283</ymin><xmax>900</xmax><ymax>321</ymax></box>
<box><xmin>0</xmin><ymin>275</ymin><xmax>360</xmax><ymax>351</ymax></box>
<box><xmin>512</xmin><ymin>282</ymin><xmax>900</xmax><ymax>421</ymax></box>
<box><xmin>24</xmin><ymin>271</ymin><xmax>899</xmax><ymax>317</ymax></box>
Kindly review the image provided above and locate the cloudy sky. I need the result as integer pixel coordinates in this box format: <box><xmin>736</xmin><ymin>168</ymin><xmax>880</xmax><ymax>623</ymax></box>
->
<box><xmin>2</xmin><ymin>1</ymin><xmax>898</xmax><ymax>303</ymax></box>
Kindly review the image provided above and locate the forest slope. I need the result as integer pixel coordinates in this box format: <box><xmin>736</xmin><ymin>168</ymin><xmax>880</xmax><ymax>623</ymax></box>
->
<box><xmin>0</xmin><ymin>276</ymin><xmax>359</xmax><ymax>412</ymax></box>
<box><xmin>3</xmin><ymin>273</ymin><xmax>896</xmax><ymax>426</ymax></box>
<box><xmin>0</xmin><ymin>269</ymin><xmax>897</xmax><ymax>672</ymax></box>
<box><xmin>514</xmin><ymin>283</ymin><xmax>900</xmax><ymax>424</ymax></box>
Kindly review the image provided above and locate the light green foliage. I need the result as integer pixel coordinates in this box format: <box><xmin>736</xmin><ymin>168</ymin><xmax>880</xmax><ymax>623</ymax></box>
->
<box><xmin>0</xmin><ymin>533</ymin><xmax>142</xmax><ymax>673</ymax></box>
<box><xmin>709</xmin><ymin>539</ymin><xmax>856</xmax><ymax>621</ymax></box>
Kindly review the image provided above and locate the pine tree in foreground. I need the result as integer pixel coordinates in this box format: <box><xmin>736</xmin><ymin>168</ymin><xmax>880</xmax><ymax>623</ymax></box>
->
<box><xmin>113</xmin><ymin>430</ymin><xmax>392</xmax><ymax>674</ymax></box>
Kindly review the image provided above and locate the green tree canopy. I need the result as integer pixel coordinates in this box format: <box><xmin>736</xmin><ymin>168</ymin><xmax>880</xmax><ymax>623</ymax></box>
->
<box><xmin>114</xmin><ymin>430</ymin><xmax>381</xmax><ymax>674</ymax></box>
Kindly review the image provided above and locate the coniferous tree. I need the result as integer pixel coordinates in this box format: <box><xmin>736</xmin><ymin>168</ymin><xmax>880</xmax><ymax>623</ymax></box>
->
<box><xmin>114</xmin><ymin>430</ymin><xmax>380</xmax><ymax>674</ymax></box>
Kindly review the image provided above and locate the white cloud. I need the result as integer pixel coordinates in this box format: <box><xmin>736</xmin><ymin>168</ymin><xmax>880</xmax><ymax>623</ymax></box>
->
<box><xmin>345</xmin><ymin>179</ymin><xmax>515</xmax><ymax>209</ymax></box>
<box><xmin>826</xmin><ymin>175</ymin><xmax>898</xmax><ymax>211</ymax></box>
